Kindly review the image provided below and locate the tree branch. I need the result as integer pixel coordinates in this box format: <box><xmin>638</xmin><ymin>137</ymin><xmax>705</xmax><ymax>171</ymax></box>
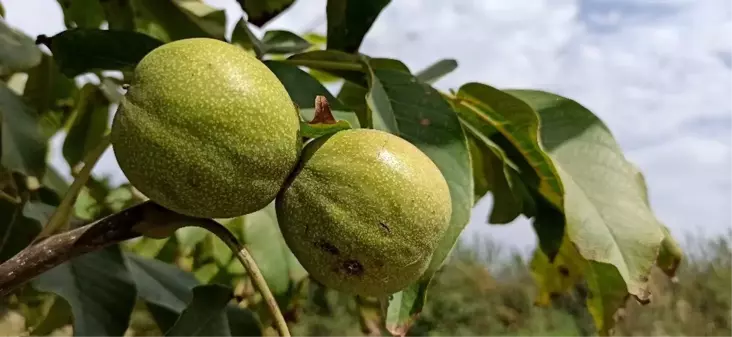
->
<box><xmin>0</xmin><ymin>201</ymin><xmax>293</xmax><ymax>337</ymax></box>
<box><xmin>0</xmin><ymin>201</ymin><xmax>173</xmax><ymax>297</ymax></box>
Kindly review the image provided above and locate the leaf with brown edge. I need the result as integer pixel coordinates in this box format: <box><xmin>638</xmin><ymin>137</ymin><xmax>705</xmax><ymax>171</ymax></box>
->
<box><xmin>656</xmin><ymin>225</ymin><xmax>682</xmax><ymax>278</ymax></box>
<box><xmin>631</xmin><ymin>162</ymin><xmax>683</xmax><ymax>278</ymax></box>
<box><xmin>529</xmin><ymin>235</ymin><xmax>584</xmax><ymax>307</ymax></box>
<box><xmin>508</xmin><ymin>89</ymin><xmax>667</xmax><ymax>335</ymax></box>
<box><xmin>299</xmin><ymin>96</ymin><xmax>353</xmax><ymax>139</ymax></box>
<box><xmin>311</xmin><ymin>96</ymin><xmax>337</xmax><ymax>124</ymax></box>
<box><xmin>265</xmin><ymin>59</ymin><xmax>360</xmax><ymax>127</ymax></box>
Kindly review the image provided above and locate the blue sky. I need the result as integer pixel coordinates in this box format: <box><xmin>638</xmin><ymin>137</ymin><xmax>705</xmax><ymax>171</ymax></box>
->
<box><xmin>3</xmin><ymin>0</ymin><xmax>731</xmax><ymax>254</ymax></box>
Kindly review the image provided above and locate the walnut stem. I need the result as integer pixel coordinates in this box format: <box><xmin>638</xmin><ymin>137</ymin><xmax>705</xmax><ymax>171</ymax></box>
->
<box><xmin>194</xmin><ymin>220</ymin><xmax>291</xmax><ymax>337</ymax></box>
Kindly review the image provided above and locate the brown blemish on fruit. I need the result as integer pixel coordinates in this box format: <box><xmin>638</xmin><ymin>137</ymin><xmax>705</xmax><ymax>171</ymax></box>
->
<box><xmin>558</xmin><ymin>265</ymin><xmax>570</xmax><ymax>277</ymax></box>
<box><xmin>315</xmin><ymin>240</ymin><xmax>340</xmax><ymax>255</ymax></box>
<box><xmin>379</xmin><ymin>221</ymin><xmax>391</xmax><ymax>234</ymax></box>
<box><xmin>342</xmin><ymin>260</ymin><xmax>364</xmax><ymax>276</ymax></box>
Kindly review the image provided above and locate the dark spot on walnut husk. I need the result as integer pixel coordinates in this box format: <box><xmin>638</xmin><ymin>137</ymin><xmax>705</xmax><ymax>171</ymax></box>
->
<box><xmin>558</xmin><ymin>265</ymin><xmax>570</xmax><ymax>277</ymax></box>
<box><xmin>379</xmin><ymin>221</ymin><xmax>390</xmax><ymax>234</ymax></box>
<box><xmin>315</xmin><ymin>240</ymin><xmax>339</xmax><ymax>255</ymax></box>
<box><xmin>342</xmin><ymin>259</ymin><xmax>364</xmax><ymax>276</ymax></box>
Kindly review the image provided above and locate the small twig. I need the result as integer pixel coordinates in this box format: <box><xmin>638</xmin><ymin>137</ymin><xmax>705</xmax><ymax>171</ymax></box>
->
<box><xmin>33</xmin><ymin>134</ymin><xmax>111</xmax><ymax>243</ymax></box>
<box><xmin>196</xmin><ymin>220</ymin><xmax>291</xmax><ymax>337</ymax></box>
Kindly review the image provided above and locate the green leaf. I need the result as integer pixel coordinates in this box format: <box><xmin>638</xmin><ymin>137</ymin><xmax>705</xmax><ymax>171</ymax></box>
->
<box><xmin>631</xmin><ymin>163</ymin><xmax>682</xmax><ymax>278</ymax></box>
<box><xmin>286</xmin><ymin>50</ymin><xmax>366</xmax><ymax>87</ymax></box>
<box><xmin>126</xmin><ymin>253</ymin><xmax>198</xmax><ymax>312</ymax></box>
<box><xmin>165</xmin><ymin>284</ymin><xmax>235</xmax><ymax>336</ymax></box>
<box><xmin>360</xmin><ymin>57</ymin><xmax>414</xmax><ymax>131</ymax></box>
<box><xmin>265</xmin><ymin>60</ymin><xmax>360</xmax><ymax>127</ymax></box>
<box><xmin>303</xmin><ymin>32</ymin><xmax>327</xmax><ymax>49</ymax></box>
<box><xmin>234</xmin><ymin>0</ymin><xmax>295</xmax><ymax>27</ymax></box>
<box><xmin>336</xmin><ymin>81</ymin><xmax>369</xmax><ymax>128</ymax></box>
<box><xmin>173</xmin><ymin>0</ymin><xmax>227</xmax><ymax>39</ymax></box>
<box><xmin>633</xmin><ymin>161</ymin><xmax>684</xmax><ymax>277</ymax></box>
<box><xmin>231</xmin><ymin>19</ymin><xmax>264</xmax><ymax>58</ymax></box>
<box><xmin>22</xmin><ymin>53</ymin><xmax>78</xmax><ymax>139</ymax></box>
<box><xmin>125</xmin><ymin>253</ymin><xmax>261</xmax><ymax>335</ymax></box>
<box><xmin>193</xmin><ymin>262</ymin><xmax>221</xmax><ymax>284</ymax></box>
<box><xmin>453</xmin><ymin>91</ymin><xmax>536</xmax><ymax>218</ymax></box>
<box><xmin>62</xmin><ymin>84</ymin><xmax>110</xmax><ymax>168</ymax></box>
<box><xmin>0</xmin><ymin>199</ymin><xmax>45</xmax><ymax>263</ymax></box>
<box><xmin>326</xmin><ymin>0</ymin><xmax>391</xmax><ymax>53</ymax></box>
<box><xmin>100</xmin><ymin>0</ymin><xmax>135</xmax><ymax>31</ymax></box>
<box><xmin>37</xmin><ymin>28</ymin><xmax>163</xmax><ymax>78</ymax></box>
<box><xmin>415</xmin><ymin>59</ymin><xmax>458</xmax><ymax>84</ymax></box>
<box><xmin>261</xmin><ymin>30</ymin><xmax>311</xmax><ymax>54</ymax></box>
<box><xmin>0</xmin><ymin>18</ymin><xmax>42</xmax><ymax>76</ymax></box>
<box><xmin>41</xmin><ymin>166</ymin><xmax>70</xmax><ymax>197</ymax></box>
<box><xmin>209</xmin><ymin>231</ymin><xmax>234</xmax><ymax>267</ymax></box>
<box><xmin>243</xmin><ymin>202</ymin><xmax>291</xmax><ymax>297</ymax></box>
<box><xmin>131</xmin><ymin>0</ymin><xmax>226</xmax><ymax>42</ymax></box>
<box><xmin>529</xmin><ymin>237</ymin><xmax>585</xmax><ymax>306</ymax></box>
<box><xmin>33</xmin><ymin>245</ymin><xmax>137</xmax><ymax>336</ymax></box>
<box><xmin>455</xmin><ymin>83</ymin><xmax>563</xmax><ymax>209</ymax></box>
<box><xmin>465</xmin><ymin>131</ymin><xmax>531</xmax><ymax>223</ymax></box>
<box><xmin>656</xmin><ymin>225</ymin><xmax>682</xmax><ymax>278</ymax></box>
<box><xmin>359</xmin><ymin>68</ymin><xmax>472</xmax><ymax>334</ymax></box>
<box><xmin>467</xmin><ymin>136</ymin><xmax>489</xmax><ymax>200</ymax></box>
<box><xmin>29</xmin><ymin>296</ymin><xmax>72</xmax><ymax>336</ymax></box>
<box><xmin>0</xmin><ymin>81</ymin><xmax>47</xmax><ymax>177</ymax></box>
<box><xmin>368</xmin><ymin>57</ymin><xmax>411</xmax><ymax>73</ymax></box>
<box><xmin>0</xmin><ymin>2</ymin><xmax>4</xmax><ymax>17</ymax></box>
<box><xmin>176</xmin><ymin>226</ymin><xmax>209</xmax><ymax>253</ymax></box>
<box><xmin>507</xmin><ymin>89</ymin><xmax>666</xmax><ymax>335</ymax></box>
<box><xmin>299</xmin><ymin>120</ymin><xmax>352</xmax><ymax>139</ymax></box>
<box><xmin>126</xmin><ymin>253</ymin><xmax>199</xmax><ymax>332</ymax></box>
<box><xmin>56</xmin><ymin>0</ymin><xmax>105</xmax><ymax>29</ymax></box>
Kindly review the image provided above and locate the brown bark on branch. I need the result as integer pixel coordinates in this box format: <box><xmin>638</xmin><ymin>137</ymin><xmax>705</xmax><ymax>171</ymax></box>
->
<box><xmin>0</xmin><ymin>200</ymin><xmax>292</xmax><ymax>336</ymax></box>
<box><xmin>0</xmin><ymin>201</ymin><xmax>169</xmax><ymax>297</ymax></box>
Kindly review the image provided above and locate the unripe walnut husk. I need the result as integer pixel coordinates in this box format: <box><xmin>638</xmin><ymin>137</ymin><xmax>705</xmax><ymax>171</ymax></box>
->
<box><xmin>276</xmin><ymin>128</ymin><xmax>452</xmax><ymax>297</ymax></box>
<box><xmin>111</xmin><ymin>38</ymin><xmax>302</xmax><ymax>219</ymax></box>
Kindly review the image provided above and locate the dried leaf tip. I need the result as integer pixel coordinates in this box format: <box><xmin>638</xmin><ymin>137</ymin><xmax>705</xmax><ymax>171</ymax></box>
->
<box><xmin>310</xmin><ymin>95</ymin><xmax>337</xmax><ymax>125</ymax></box>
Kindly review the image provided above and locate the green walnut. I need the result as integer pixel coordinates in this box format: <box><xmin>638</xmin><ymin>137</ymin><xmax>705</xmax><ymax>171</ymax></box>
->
<box><xmin>111</xmin><ymin>38</ymin><xmax>301</xmax><ymax>219</ymax></box>
<box><xmin>276</xmin><ymin>128</ymin><xmax>452</xmax><ymax>297</ymax></box>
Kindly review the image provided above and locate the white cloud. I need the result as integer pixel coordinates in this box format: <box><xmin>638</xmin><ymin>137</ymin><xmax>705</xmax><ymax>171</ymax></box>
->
<box><xmin>2</xmin><ymin>0</ymin><xmax>730</xmax><ymax>252</ymax></box>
